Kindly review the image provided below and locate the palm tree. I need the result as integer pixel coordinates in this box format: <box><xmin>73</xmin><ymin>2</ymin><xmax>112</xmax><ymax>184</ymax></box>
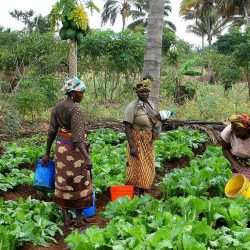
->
<box><xmin>186</xmin><ymin>12</ymin><xmax>230</xmax><ymax>48</ymax></box>
<box><xmin>142</xmin><ymin>0</ymin><xmax>165</xmax><ymax>107</ymax></box>
<box><xmin>180</xmin><ymin>0</ymin><xmax>217</xmax><ymax>83</ymax></box>
<box><xmin>217</xmin><ymin>0</ymin><xmax>250</xmax><ymax>26</ymax></box>
<box><xmin>101</xmin><ymin>0</ymin><xmax>140</xmax><ymax>30</ymax></box>
<box><xmin>187</xmin><ymin>21</ymin><xmax>206</xmax><ymax>48</ymax></box>
<box><xmin>187</xmin><ymin>14</ymin><xmax>229</xmax><ymax>75</ymax></box>
<box><xmin>180</xmin><ymin>0</ymin><xmax>216</xmax><ymax>49</ymax></box>
<box><xmin>127</xmin><ymin>0</ymin><xmax>176</xmax><ymax>31</ymax></box>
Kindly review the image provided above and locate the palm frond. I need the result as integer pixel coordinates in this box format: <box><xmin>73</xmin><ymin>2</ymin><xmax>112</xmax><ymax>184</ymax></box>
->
<box><xmin>130</xmin><ymin>10</ymin><xmax>145</xmax><ymax>20</ymax></box>
<box><xmin>127</xmin><ymin>18</ymin><xmax>145</xmax><ymax>30</ymax></box>
<box><xmin>164</xmin><ymin>20</ymin><xmax>176</xmax><ymax>31</ymax></box>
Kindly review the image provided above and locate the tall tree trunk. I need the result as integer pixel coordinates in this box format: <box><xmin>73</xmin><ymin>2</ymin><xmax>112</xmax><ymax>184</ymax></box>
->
<box><xmin>142</xmin><ymin>0</ymin><xmax>165</xmax><ymax>108</ymax></box>
<box><xmin>104</xmin><ymin>69</ymin><xmax>107</xmax><ymax>100</ymax></box>
<box><xmin>122</xmin><ymin>15</ymin><xmax>126</xmax><ymax>30</ymax></box>
<box><xmin>247</xmin><ymin>65</ymin><xmax>250</xmax><ymax>100</ymax></box>
<box><xmin>69</xmin><ymin>40</ymin><xmax>77</xmax><ymax>77</ymax></box>
<box><xmin>244</xmin><ymin>0</ymin><xmax>250</xmax><ymax>26</ymax></box>
<box><xmin>110</xmin><ymin>73</ymin><xmax>120</xmax><ymax>100</ymax></box>
<box><xmin>93</xmin><ymin>71</ymin><xmax>98</xmax><ymax>98</ymax></box>
<box><xmin>175</xmin><ymin>70</ymin><xmax>181</xmax><ymax>105</ymax></box>
<box><xmin>201</xmin><ymin>34</ymin><xmax>204</xmax><ymax>76</ymax></box>
<box><xmin>207</xmin><ymin>15</ymin><xmax>214</xmax><ymax>84</ymax></box>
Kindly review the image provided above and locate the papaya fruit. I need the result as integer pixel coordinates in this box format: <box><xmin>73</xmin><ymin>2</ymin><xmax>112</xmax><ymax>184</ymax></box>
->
<box><xmin>62</xmin><ymin>20</ymin><xmax>70</xmax><ymax>29</ymax></box>
<box><xmin>59</xmin><ymin>28</ymin><xmax>67</xmax><ymax>40</ymax></box>
<box><xmin>65</xmin><ymin>28</ymin><xmax>77</xmax><ymax>40</ymax></box>
<box><xmin>76</xmin><ymin>32</ymin><xmax>84</xmax><ymax>44</ymax></box>
<box><xmin>70</xmin><ymin>20</ymin><xmax>79</xmax><ymax>31</ymax></box>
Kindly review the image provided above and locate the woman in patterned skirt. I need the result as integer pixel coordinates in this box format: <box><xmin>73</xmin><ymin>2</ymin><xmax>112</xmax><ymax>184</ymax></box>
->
<box><xmin>42</xmin><ymin>77</ymin><xmax>93</xmax><ymax>227</ymax></box>
<box><xmin>221</xmin><ymin>114</ymin><xmax>250</xmax><ymax>178</ymax></box>
<box><xmin>123</xmin><ymin>78</ymin><xmax>162</xmax><ymax>196</ymax></box>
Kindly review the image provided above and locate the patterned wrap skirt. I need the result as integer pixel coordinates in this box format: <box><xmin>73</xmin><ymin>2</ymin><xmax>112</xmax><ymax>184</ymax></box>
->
<box><xmin>233</xmin><ymin>155</ymin><xmax>250</xmax><ymax>180</ymax></box>
<box><xmin>126</xmin><ymin>128</ymin><xmax>155</xmax><ymax>189</ymax></box>
<box><xmin>54</xmin><ymin>131</ymin><xmax>93</xmax><ymax>209</ymax></box>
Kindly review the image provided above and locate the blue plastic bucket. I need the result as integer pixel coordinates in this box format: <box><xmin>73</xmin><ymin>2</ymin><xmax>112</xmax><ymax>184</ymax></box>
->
<box><xmin>83</xmin><ymin>191</ymin><xmax>96</xmax><ymax>217</ymax></box>
<box><xmin>71</xmin><ymin>191</ymin><xmax>96</xmax><ymax>218</ymax></box>
<box><xmin>33</xmin><ymin>159</ymin><xmax>55</xmax><ymax>192</ymax></box>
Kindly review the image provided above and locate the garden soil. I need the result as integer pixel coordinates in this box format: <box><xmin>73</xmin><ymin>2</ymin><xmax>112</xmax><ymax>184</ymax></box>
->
<box><xmin>4</xmin><ymin>163</ymin><xmax>177</xmax><ymax>250</ymax></box>
<box><xmin>0</xmin><ymin>129</ymin><xmax>208</xmax><ymax>249</ymax></box>
<box><xmin>13</xmin><ymin>191</ymin><xmax>110</xmax><ymax>250</ymax></box>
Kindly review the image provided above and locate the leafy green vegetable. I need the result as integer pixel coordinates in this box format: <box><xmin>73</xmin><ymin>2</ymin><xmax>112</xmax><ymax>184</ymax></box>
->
<box><xmin>0</xmin><ymin>169</ymin><xmax>34</xmax><ymax>191</ymax></box>
<box><xmin>159</xmin><ymin>146</ymin><xmax>231</xmax><ymax>198</ymax></box>
<box><xmin>0</xmin><ymin>198</ymin><xmax>63</xmax><ymax>247</ymax></box>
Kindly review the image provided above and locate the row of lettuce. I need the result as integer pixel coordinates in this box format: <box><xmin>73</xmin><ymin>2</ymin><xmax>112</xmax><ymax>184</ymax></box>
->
<box><xmin>0</xmin><ymin>128</ymin><xmax>208</xmax><ymax>193</ymax></box>
<box><xmin>66</xmin><ymin>139</ymin><xmax>250</xmax><ymax>250</ymax></box>
<box><xmin>0</xmin><ymin>198</ymin><xmax>63</xmax><ymax>249</ymax></box>
<box><xmin>0</xmin><ymin>128</ymin><xmax>239</xmax><ymax>249</ymax></box>
<box><xmin>66</xmin><ymin>195</ymin><xmax>250</xmax><ymax>250</ymax></box>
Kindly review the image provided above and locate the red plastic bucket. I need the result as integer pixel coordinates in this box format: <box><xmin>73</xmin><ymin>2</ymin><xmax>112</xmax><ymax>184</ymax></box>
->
<box><xmin>110</xmin><ymin>185</ymin><xmax>134</xmax><ymax>202</ymax></box>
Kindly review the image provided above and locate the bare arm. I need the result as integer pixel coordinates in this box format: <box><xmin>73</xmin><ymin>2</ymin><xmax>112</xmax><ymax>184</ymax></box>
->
<box><xmin>75</xmin><ymin>142</ymin><xmax>89</xmax><ymax>159</ymax></box>
<box><xmin>221</xmin><ymin>139</ymin><xmax>240</xmax><ymax>172</ymax></box>
<box><xmin>44</xmin><ymin>131</ymin><xmax>57</xmax><ymax>159</ymax></box>
<box><xmin>42</xmin><ymin>109</ymin><xmax>58</xmax><ymax>166</ymax></box>
<box><xmin>75</xmin><ymin>142</ymin><xmax>92</xmax><ymax>169</ymax></box>
<box><xmin>124</xmin><ymin>122</ymin><xmax>137</xmax><ymax>157</ymax></box>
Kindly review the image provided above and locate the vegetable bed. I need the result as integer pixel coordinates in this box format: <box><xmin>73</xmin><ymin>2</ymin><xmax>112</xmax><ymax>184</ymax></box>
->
<box><xmin>1</xmin><ymin>128</ymin><xmax>238</xmax><ymax>250</ymax></box>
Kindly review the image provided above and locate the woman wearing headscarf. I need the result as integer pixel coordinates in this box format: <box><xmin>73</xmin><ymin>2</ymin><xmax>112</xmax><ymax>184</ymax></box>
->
<box><xmin>123</xmin><ymin>78</ymin><xmax>164</xmax><ymax>196</ymax></box>
<box><xmin>42</xmin><ymin>77</ymin><xmax>93</xmax><ymax>227</ymax></box>
<box><xmin>221</xmin><ymin>114</ymin><xmax>250</xmax><ymax>179</ymax></box>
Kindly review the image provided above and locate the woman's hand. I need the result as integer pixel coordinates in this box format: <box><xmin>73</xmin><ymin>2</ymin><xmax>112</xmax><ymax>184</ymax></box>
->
<box><xmin>85</xmin><ymin>157</ymin><xmax>92</xmax><ymax>170</ymax></box>
<box><xmin>232</xmin><ymin>162</ymin><xmax>240</xmax><ymax>173</ymax></box>
<box><xmin>125</xmin><ymin>122</ymin><xmax>138</xmax><ymax>157</ymax></box>
<box><xmin>75</xmin><ymin>142</ymin><xmax>92</xmax><ymax>170</ymax></box>
<box><xmin>42</xmin><ymin>154</ymin><xmax>50</xmax><ymax>167</ymax></box>
<box><xmin>130</xmin><ymin>146</ymin><xmax>138</xmax><ymax>157</ymax></box>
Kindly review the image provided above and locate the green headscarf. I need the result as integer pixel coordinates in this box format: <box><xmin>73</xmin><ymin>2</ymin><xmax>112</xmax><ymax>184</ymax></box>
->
<box><xmin>61</xmin><ymin>77</ymin><xmax>86</xmax><ymax>95</ymax></box>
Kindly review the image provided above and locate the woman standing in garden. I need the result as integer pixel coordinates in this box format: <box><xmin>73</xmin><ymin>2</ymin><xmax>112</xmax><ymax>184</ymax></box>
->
<box><xmin>42</xmin><ymin>77</ymin><xmax>93</xmax><ymax>228</ymax></box>
<box><xmin>221</xmin><ymin>114</ymin><xmax>250</xmax><ymax>178</ymax></box>
<box><xmin>123</xmin><ymin>78</ymin><xmax>163</xmax><ymax>196</ymax></box>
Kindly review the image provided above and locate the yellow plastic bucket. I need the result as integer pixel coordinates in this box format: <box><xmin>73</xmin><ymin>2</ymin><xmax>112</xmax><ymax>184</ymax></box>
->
<box><xmin>225</xmin><ymin>174</ymin><xmax>250</xmax><ymax>199</ymax></box>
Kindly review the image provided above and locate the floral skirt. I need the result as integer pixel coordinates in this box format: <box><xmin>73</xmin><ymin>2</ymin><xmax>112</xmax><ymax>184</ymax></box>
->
<box><xmin>126</xmin><ymin>128</ymin><xmax>155</xmax><ymax>189</ymax></box>
<box><xmin>54</xmin><ymin>131</ymin><xmax>93</xmax><ymax>209</ymax></box>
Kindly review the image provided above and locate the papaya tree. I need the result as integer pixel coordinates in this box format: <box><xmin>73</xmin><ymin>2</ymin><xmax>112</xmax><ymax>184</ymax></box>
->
<box><xmin>50</xmin><ymin>0</ymin><xmax>99</xmax><ymax>77</ymax></box>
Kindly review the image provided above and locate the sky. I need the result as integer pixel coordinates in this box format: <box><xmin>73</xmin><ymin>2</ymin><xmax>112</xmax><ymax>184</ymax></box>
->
<box><xmin>0</xmin><ymin>0</ymin><xmax>201</xmax><ymax>47</ymax></box>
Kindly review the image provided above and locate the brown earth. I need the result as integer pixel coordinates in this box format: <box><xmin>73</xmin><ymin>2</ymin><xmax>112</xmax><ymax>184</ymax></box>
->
<box><xmin>0</xmin><ymin>146</ymin><xmax>4</xmax><ymax>157</ymax></box>
<box><xmin>192</xmin><ymin>143</ymin><xmax>207</xmax><ymax>156</ymax></box>
<box><xmin>13</xmin><ymin>144</ymin><xmax>207</xmax><ymax>249</ymax></box>
<box><xmin>3</xmin><ymin>169</ymin><xmax>167</xmax><ymax>250</ymax></box>
<box><xmin>147</xmin><ymin>142</ymin><xmax>207</xmax><ymax>200</ymax></box>
<box><xmin>2</xmin><ymin>161</ymin><xmax>111</xmax><ymax>250</ymax></box>
<box><xmin>1</xmin><ymin>134</ymin><xmax>208</xmax><ymax>249</ymax></box>
<box><xmin>5</xmin><ymin>153</ymin><xmax>197</xmax><ymax>250</ymax></box>
<box><xmin>1</xmin><ymin>185</ymin><xmax>37</xmax><ymax>201</ymax></box>
<box><xmin>8</xmin><ymin>188</ymin><xmax>111</xmax><ymax>250</ymax></box>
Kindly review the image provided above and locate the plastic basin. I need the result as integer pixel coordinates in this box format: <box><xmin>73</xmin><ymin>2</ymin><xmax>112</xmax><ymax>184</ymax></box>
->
<box><xmin>33</xmin><ymin>159</ymin><xmax>55</xmax><ymax>192</ymax></box>
<box><xmin>225</xmin><ymin>174</ymin><xmax>250</xmax><ymax>199</ymax></box>
<box><xmin>110</xmin><ymin>185</ymin><xmax>134</xmax><ymax>202</ymax></box>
